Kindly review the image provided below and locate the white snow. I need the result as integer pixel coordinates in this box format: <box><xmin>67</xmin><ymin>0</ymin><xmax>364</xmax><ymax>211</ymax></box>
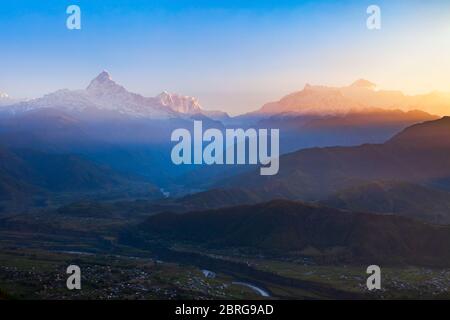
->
<box><xmin>2</xmin><ymin>71</ymin><xmax>217</xmax><ymax>119</ymax></box>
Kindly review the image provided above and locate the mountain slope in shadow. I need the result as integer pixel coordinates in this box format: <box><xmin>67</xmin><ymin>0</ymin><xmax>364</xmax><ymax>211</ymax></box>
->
<box><xmin>219</xmin><ymin>117</ymin><xmax>450</xmax><ymax>201</ymax></box>
<box><xmin>0</xmin><ymin>146</ymin><xmax>162</xmax><ymax>209</ymax></box>
<box><xmin>322</xmin><ymin>181</ymin><xmax>450</xmax><ymax>225</ymax></box>
<box><xmin>133</xmin><ymin>199</ymin><xmax>450</xmax><ymax>267</ymax></box>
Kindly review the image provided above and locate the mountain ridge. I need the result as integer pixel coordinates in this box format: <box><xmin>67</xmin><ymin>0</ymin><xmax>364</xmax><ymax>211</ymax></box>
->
<box><xmin>250</xmin><ymin>79</ymin><xmax>450</xmax><ymax>117</ymax></box>
<box><xmin>217</xmin><ymin>116</ymin><xmax>450</xmax><ymax>201</ymax></box>
<box><xmin>1</xmin><ymin>71</ymin><xmax>229</xmax><ymax>120</ymax></box>
<box><xmin>0</xmin><ymin>145</ymin><xmax>162</xmax><ymax>209</ymax></box>
<box><xmin>132</xmin><ymin>199</ymin><xmax>450</xmax><ymax>266</ymax></box>
<box><xmin>322</xmin><ymin>181</ymin><xmax>450</xmax><ymax>225</ymax></box>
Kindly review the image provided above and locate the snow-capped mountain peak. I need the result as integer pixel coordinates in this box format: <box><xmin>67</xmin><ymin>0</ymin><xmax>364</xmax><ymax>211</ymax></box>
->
<box><xmin>157</xmin><ymin>91</ymin><xmax>202</xmax><ymax>114</ymax></box>
<box><xmin>0</xmin><ymin>92</ymin><xmax>9</xmax><ymax>99</ymax></box>
<box><xmin>96</xmin><ymin>70</ymin><xmax>112</xmax><ymax>82</ymax></box>
<box><xmin>2</xmin><ymin>71</ymin><xmax>222</xmax><ymax>119</ymax></box>
<box><xmin>86</xmin><ymin>70</ymin><xmax>128</xmax><ymax>98</ymax></box>
<box><xmin>254</xmin><ymin>79</ymin><xmax>450</xmax><ymax>116</ymax></box>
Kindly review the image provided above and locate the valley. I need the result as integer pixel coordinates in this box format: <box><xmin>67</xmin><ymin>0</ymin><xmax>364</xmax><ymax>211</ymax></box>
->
<box><xmin>2</xmin><ymin>237</ymin><xmax>450</xmax><ymax>300</ymax></box>
<box><xmin>1</xmin><ymin>73</ymin><xmax>450</xmax><ymax>300</ymax></box>
<box><xmin>2</xmin><ymin>192</ymin><xmax>450</xmax><ymax>299</ymax></box>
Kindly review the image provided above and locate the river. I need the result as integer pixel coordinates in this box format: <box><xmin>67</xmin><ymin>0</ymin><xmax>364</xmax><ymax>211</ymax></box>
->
<box><xmin>232</xmin><ymin>281</ymin><xmax>271</xmax><ymax>297</ymax></box>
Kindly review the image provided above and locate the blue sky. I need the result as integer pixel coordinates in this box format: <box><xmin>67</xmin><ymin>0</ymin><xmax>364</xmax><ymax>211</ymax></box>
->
<box><xmin>1</xmin><ymin>0</ymin><xmax>450</xmax><ymax>114</ymax></box>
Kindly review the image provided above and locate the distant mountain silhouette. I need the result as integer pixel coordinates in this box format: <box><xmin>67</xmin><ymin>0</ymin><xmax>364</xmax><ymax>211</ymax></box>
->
<box><xmin>386</xmin><ymin>116</ymin><xmax>450</xmax><ymax>148</ymax></box>
<box><xmin>256</xmin><ymin>108</ymin><xmax>438</xmax><ymax>153</ymax></box>
<box><xmin>0</xmin><ymin>146</ymin><xmax>161</xmax><ymax>209</ymax></box>
<box><xmin>134</xmin><ymin>199</ymin><xmax>450</xmax><ymax>266</ymax></box>
<box><xmin>220</xmin><ymin>117</ymin><xmax>450</xmax><ymax>201</ymax></box>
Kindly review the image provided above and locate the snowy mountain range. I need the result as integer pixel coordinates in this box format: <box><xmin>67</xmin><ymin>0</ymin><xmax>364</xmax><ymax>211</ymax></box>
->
<box><xmin>2</xmin><ymin>75</ymin><xmax>449</xmax><ymax>122</ymax></box>
<box><xmin>0</xmin><ymin>71</ymin><xmax>228</xmax><ymax>120</ymax></box>
<box><xmin>254</xmin><ymin>79</ymin><xmax>450</xmax><ymax>116</ymax></box>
